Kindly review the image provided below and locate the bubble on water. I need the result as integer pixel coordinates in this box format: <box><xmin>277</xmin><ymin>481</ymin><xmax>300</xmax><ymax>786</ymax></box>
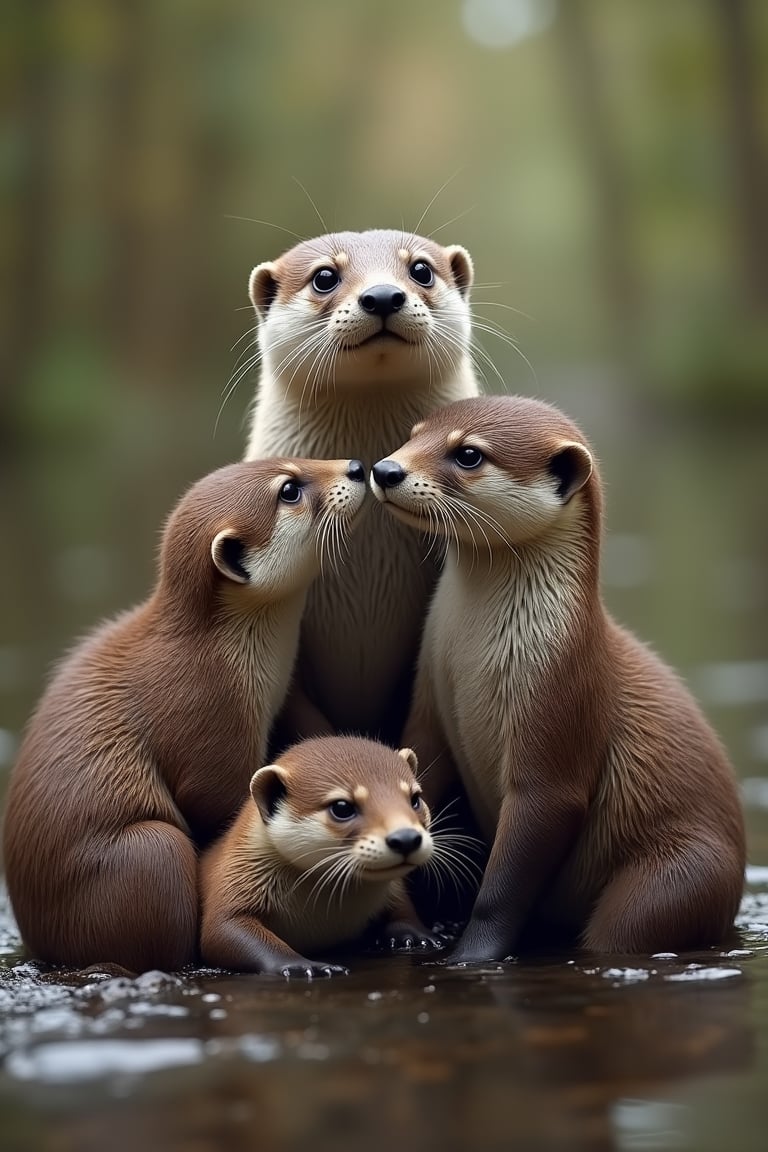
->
<box><xmin>650</xmin><ymin>953</ymin><xmax>678</xmax><ymax>960</ymax></box>
<box><xmin>423</xmin><ymin>984</ymin><xmax>436</xmax><ymax>993</ymax></box>
<box><xmin>417</xmin><ymin>1012</ymin><xmax>430</xmax><ymax>1024</ymax></box>
<box><xmin>367</xmin><ymin>991</ymin><xmax>383</xmax><ymax>1001</ymax></box>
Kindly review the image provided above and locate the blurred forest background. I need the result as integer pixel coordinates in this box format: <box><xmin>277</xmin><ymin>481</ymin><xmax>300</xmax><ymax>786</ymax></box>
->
<box><xmin>0</xmin><ymin>0</ymin><xmax>767</xmax><ymax>829</ymax></box>
<box><xmin>2</xmin><ymin>0</ymin><xmax>768</xmax><ymax>441</ymax></box>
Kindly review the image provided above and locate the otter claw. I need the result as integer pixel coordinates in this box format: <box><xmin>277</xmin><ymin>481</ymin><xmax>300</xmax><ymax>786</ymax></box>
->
<box><xmin>378</xmin><ymin>925</ymin><xmax>444</xmax><ymax>952</ymax></box>
<box><xmin>279</xmin><ymin>961</ymin><xmax>349</xmax><ymax>979</ymax></box>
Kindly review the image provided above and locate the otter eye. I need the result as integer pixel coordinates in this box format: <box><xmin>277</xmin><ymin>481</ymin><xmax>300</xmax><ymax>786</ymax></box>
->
<box><xmin>312</xmin><ymin>267</ymin><xmax>340</xmax><ymax>294</ymax></box>
<box><xmin>411</xmin><ymin>793</ymin><xmax>422</xmax><ymax>811</ymax></box>
<box><xmin>453</xmin><ymin>446</ymin><xmax>484</xmax><ymax>470</ymax></box>
<box><xmin>409</xmin><ymin>261</ymin><xmax>434</xmax><ymax>287</ymax></box>
<box><xmin>328</xmin><ymin>799</ymin><xmax>357</xmax><ymax>821</ymax></box>
<box><xmin>279</xmin><ymin>480</ymin><xmax>303</xmax><ymax>504</ymax></box>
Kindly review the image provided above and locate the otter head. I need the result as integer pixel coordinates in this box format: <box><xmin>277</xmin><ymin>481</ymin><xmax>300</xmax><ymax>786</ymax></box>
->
<box><xmin>370</xmin><ymin>396</ymin><xmax>595</xmax><ymax>551</ymax></box>
<box><xmin>249</xmin><ymin>229</ymin><xmax>473</xmax><ymax>395</ymax></box>
<box><xmin>160</xmin><ymin>458</ymin><xmax>366</xmax><ymax>606</ymax></box>
<box><xmin>250</xmin><ymin>736</ymin><xmax>434</xmax><ymax>884</ymax></box>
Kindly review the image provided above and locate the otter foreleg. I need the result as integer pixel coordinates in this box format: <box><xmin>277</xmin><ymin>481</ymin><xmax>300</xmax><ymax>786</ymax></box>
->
<box><xmin>447</xmin><ymin>789</ymin><xmax>587</xmax><ymax>964</ymax></box>
<box><xmin>199</xmin><ymin>911</ymin><xmax>348</xmax><ymax>978</ymax></box>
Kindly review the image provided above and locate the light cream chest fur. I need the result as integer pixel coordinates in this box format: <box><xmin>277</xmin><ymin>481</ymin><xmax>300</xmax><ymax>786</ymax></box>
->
<box><xmin>426</xmin><ymin>551</ymin><xmax>576</xmax><ymax>839</ymax></box>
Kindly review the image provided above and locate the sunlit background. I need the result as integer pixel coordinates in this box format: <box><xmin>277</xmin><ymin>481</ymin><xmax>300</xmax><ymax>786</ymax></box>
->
<box><xmin>1</xmin><ymin>0</ymin><xmax>767</xmax><ymax>851</ymax></box>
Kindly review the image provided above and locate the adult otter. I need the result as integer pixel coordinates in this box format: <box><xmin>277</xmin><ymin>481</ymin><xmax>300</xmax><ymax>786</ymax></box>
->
<box><xmin>372</xmin><ymin>396</ymin><xmax>746</xmax><ymax>959</ymax></box>
<box><xmin>245</xmin><ymin>229</ymin><xmax>479</xmax><ymax>740</ymax></box>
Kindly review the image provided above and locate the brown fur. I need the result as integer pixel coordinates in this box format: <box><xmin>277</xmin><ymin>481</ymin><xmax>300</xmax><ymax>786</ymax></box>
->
<box><xmin>3</xmin><ymin>459</ymin><xmax>365</xmax><ymax>972</ymax></box>
<box><xmin>199</xmin><ymin>736</ymin><xmax>437</xmax><ymax>976</ymax></box>
<box><xmin>373</xmin><ymin>396</ymin><xmax>746</xmax><ymax>959</ymax></box>
<box><xmin>246</xmin><ymin>229</ymin><xmax>479</xmax><ymax>741</ymax></box>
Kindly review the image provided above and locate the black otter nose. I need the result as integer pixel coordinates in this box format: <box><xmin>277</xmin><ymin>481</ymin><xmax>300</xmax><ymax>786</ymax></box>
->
<box><xmin>359</xmin><ymin>284</ymin><xmax>406</xmax><ymax>317</ymax></box>
<box><xmin>346</xmin><ymin>459</ymin><xmax>365</xmax><ymax>483</ymax></box>
<box><xmin>386</xmin><ymin>828</ymin><xmax>423</xmax><ymax>857</ymax></box>
<box><xmin>372</xmin><ymin>459</ymin><xmax>406</xmax><ymax>489</ymax></box>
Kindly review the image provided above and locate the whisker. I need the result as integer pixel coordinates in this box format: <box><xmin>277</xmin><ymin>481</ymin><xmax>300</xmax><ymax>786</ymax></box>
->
<box><xmin>413</xmin><ymin>168</ymin><xmax>464</xmax><ymax>236</ymax></box>
<box><xmin>223</xmin><ymin>214</ymin><xmax>307</xmax><ymax>243</ymax></box>
<box><xmin>291</xmin><ymin>177</ymin><xmax>329</xmax><ymax>234</ymax></box>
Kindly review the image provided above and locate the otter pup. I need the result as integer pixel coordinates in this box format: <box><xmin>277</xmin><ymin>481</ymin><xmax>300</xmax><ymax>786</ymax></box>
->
<box><xmin>200</xmin><ymin>736</ymin><xmax>437</xmax><ymax>976</ymax></box>
<box><xmin>372</xmin><ymin>396</ymin><xmax>746</xmax><ymax>959</ymax></box>
<box><xmin>245</xmin><ymin>229</ymin><xmax>479</xmax><ymax>740</ymax></box>
<box><xmin>3</xmin><ymin>458</ymin><xmax>366</xmax><ymax>972</ymax></box>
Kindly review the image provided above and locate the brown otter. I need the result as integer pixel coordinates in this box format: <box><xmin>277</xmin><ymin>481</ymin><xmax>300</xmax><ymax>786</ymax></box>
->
<box><xmin>244</xmin><ymin>229</ymin><xmax>479</xmax><ymax>741</ymax></box>
<box><xmin>200</xmin><ymin>736</ymin><xmax>438</xmax><ymax>976</ymax></box>
<box><xmin>3</xmin><ymin>457</ymin><xmax>366</xmax><ymax>972</ymax></box>
<box><xmin>371</xmin><ymin>396</ymin><xmax>746</xmax><ymax>959</ymax></box>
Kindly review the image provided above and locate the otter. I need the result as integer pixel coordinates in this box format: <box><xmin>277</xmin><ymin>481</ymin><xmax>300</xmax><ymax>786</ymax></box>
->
<box><xmin>244</xmin><ymin>229</ymin><xmax>479</xmax><ymax>740</ymax></box>
<box><xmin>3</xmin><ymin>458</ymin><xmax>366</xmax><ymax>972</ymax></box>
<box><xmin>371</xmin><ymin>396</ymin><xmax>746</xmax><ymax>960</ymax></box>
<box><xmin>200</xmin><ymin>736</ymin><xmax>438</xmax><ymax>976</ymax></box>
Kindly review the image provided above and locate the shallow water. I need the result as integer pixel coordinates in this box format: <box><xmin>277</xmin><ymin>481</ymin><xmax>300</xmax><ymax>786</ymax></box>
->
<box><xmin>1</xmin><ymin>405</ymin><xmax>767</xmax><ymax>1150</ymax></box>
<box><xmin>1</xmin><ymin>868</ymin><xmax>768</xmax><ymax>1152</ymax></box>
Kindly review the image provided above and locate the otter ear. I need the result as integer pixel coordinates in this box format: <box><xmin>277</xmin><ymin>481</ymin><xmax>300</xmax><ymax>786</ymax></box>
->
<box><xmin>211</xmin><ymin>530</ymin><xmax>249</xmax><ymax>584</ymax></box>
<box><xmin>548</xmin><ymin>442</ymin><xmax>593</xmax><ymax>503</ymax></box>
<box><xmin>444</xmin><ymin>245</ymin><xmax>474</xmax><ymax>297</ymax></box>
<box><xmin>397</xmin><ymin>747</ymin><xmax>419</xmax><ymax>774</ymax></box>
<box><xmin>250</xmin><ymin>765</ymin><xmax>289</xmax><ymax>822</ymax></box>
<box><xmin>249</xmin><ymin>261</ymin><xmax>279</xmax><ymax>316</ymax></box>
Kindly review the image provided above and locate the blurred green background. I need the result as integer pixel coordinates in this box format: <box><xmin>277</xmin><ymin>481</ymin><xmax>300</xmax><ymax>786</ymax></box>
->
<box><xmin>0</xmin><ymin>0</ymin><xmax>767</xmax><ymax>845</ymax></box>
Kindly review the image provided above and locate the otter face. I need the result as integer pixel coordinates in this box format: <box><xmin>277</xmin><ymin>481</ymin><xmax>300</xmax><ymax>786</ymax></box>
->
<box><xmin>370</xmin><ymin>396</ymin><xmax>594</xmax><ymax>549</ymax></box>
<box><xmin>250</xmin><ymin>737</ymin><xmax>434</xmax><ymax>883</ymax></box>
<box><xmin>164</xmin><ymin>458</ymin><xmax>366</xmax><ymax>603</ymax></box>
<box><xmin>250</xmin><ymin>229</ymin><xmax>473</xmax><ymax>394</ymax></box>
<box><xmin>207</xmin><ymin>458</ymin><xmax>367</xmax><ymax>599</ymax></box>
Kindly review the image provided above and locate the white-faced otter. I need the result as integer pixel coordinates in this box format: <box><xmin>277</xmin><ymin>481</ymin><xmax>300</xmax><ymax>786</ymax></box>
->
<box><xmin>372</xmin><ymin>396</ymin><xmax>746</xmax><ymax>959</ymax></box>
<box><xmin>200</xmin><ymin>736</ymin><xmax>438</xmax><ymax>976</ymax></box>
<box><xmin>244</xmin><ymin>229</ymin><xmax>479</xmax><ymax>740</ymax></box>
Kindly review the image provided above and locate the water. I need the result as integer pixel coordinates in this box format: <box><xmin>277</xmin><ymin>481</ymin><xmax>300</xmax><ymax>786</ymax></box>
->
<box><xmin>1</xmin><ymin>399</ymin><xmax>767</xmax><ymax>1151</ymax></box>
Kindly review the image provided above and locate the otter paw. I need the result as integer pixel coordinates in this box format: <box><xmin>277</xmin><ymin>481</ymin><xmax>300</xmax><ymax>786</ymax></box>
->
<box><xmin>377</xmin><ymin>922</ymin><xmax>444</xmax><ymax>952</ymax></box>
<box><xmin>444</xmin><ymin>943</ymin><xmax>513</xmax><ymax>966</ymax></box>
<box><xmin>278</xmin><ymin>960</ymin><xmax>349</xmax><ymax>980</ymax></box>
